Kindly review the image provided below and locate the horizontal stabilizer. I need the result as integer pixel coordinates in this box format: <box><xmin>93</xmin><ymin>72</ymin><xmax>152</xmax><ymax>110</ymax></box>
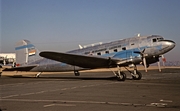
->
<box><xmin>3</xmin><ymin>65</ymin><xmax>37</xmax><ymax>71</ymax></box>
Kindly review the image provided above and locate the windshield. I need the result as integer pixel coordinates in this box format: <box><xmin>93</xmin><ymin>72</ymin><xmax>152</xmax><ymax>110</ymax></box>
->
<box><xmin>152</xmin><ymin>37</ymin><xmax>164</xmax><ymax>42</ymax></box>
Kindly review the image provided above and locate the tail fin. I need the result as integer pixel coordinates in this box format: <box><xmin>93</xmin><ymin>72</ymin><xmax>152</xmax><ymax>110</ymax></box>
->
<box><xmin>15</xmin><ymin>40</ymin><xmax>40</xmax><ymax>66</ymax></box>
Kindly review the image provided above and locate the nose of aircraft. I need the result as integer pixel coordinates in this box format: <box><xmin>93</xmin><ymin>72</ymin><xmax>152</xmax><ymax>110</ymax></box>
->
<box><xmin>161</xmin><ymin>40</ymin><xmax>176</xmax><ymax>51</ymax></box>
<box><xmin>165</xmin><ymin>40</ymin><xmax>175</xmax><ymax>49</ymax></box>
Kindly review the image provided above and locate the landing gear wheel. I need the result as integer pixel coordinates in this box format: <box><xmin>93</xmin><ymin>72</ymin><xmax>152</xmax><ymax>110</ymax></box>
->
<box><xmin>132</xmin><ymin>71</ymin><xmax>142</xmax><ymax>80</ymax></box>
<box><xmin>74</xmin><ymin>71</ymin><xmax>80</xmax><ymax>76</ymax></box>
<box><xmin>116</xmin><ymin>72</ymin><xmax>126</xmax><ymax>81</ymax></box>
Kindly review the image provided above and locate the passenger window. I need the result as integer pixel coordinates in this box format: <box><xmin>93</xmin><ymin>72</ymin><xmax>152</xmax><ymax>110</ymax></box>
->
<box><xmin>105</xmin><ymin>51</ymin><xmax>109</xmax><ymax>54</ymax></box>
<box><xmin>122</xmin><ymin>47</ymin><xmax>126</xmax><ymax>50</ymax></box>
<box><xmin>114</xmin><ymin>49</ymin><xmax>118</xmax><ymax>52</ymax></box>
<box><xmin>97</xmin><ymin>52</ymin><xmax>101</xmax><ymax>55</ymax></box>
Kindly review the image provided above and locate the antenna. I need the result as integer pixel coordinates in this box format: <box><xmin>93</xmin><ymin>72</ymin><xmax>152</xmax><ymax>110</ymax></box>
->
<box><xmin>82</xmin><ymin>42</ymin><xmax>103</xmax><ymax>48</ymax></box>
<box><xmin>137</xmin><ymin>33</ymin><xmax>141</xmax><ymax>37</ymax></box>
<box><xmin>79</xmin><ymin>45</ymin><xmax>83</xmax><ymax>49</ymax></box>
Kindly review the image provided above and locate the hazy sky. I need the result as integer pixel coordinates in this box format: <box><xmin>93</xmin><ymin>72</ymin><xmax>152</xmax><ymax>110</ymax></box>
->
<box><xmin>1</xmin><ymin>0</ymin><xmax>180</xmax><ymax>61</ymax></box>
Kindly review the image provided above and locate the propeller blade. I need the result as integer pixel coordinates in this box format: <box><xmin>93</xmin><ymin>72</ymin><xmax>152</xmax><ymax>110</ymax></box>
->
<box><xmin>142</xmin><ymin>49</ymin><xmax>146</xmax><ymax>53</ymax></box>
<box><xmin>143</xmin><ymin>57</ymin><xmax>147</xmax><ymax>72</ymax></box>
<box><xmin>161</xmin><ymin>55</ymin><xmax>166</xmax><ymax>67</ymax></box>
<box><xmin>157</xmin><ymin>61</ymin><xmax>161</xmax><ymax>72</ymax></box>
<box><xmin>135</xmin><ymin>48</ymin><xmax>148</xmax><ymax>72</ymax></box>
<box><xmin>133</xmin><ymin>51</ymin><xmax>141</xmax><ymax>54</ymax></box>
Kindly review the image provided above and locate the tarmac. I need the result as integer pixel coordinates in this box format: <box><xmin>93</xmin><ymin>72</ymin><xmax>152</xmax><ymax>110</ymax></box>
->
<box><xmin>0</xmin><ymin>67</ymin><xmax>180</xmax><ymax>111</ymax></box>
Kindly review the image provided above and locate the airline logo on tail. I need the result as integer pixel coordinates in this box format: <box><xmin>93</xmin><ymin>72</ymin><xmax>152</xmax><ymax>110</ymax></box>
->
<box><xmin>28</xmin><ymin>49</ymin><xmax>36</xmax><ymax>56</ymax></box>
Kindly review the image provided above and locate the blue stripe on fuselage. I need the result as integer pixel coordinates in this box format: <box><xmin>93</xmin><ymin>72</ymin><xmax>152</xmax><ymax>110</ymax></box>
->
<box><xmin>101</xmin><ymin>45</ymin><xmax>163</xmax><ymax>59</ymax></box>
<box><xmin>101</xmin><ymin>46</ymin><xmax>149</xmax><ymax>59</ymax></box>
<box><xmin>15</xmin><ymin>44</ymin><xmax>34</xmax><ymax>50</ymax></box>
<box><xmin>111</xmin><ymin>50</ymin><xmax>138</xmax><ymax>59</ymax></box>
<box><xmin>156</xmin><ymin>45</ymin><xmax>162</xmax><ymax>50</ymax></box>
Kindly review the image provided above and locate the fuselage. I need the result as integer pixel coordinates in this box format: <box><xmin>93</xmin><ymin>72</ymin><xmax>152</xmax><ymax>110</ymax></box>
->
<box><xmin>28</xmin><ymin>35</ymin><xmax>175</xmax><ymax>72</ymax></box>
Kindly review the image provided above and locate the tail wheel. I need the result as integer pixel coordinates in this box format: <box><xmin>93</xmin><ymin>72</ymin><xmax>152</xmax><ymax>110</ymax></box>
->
<box><xmin>132</xmin><ymin>71</ymin><xmax>142</xmax><ymax>80</ymax></box>
<box><xmin>116</xmin><ymin>71</ymin><xmax>126</xmax><ymax>81</ymax></box>
<box><xmin>74</xmin><ymin>71</ymin><xmax>80</xmax><ymax>76</ymax></box>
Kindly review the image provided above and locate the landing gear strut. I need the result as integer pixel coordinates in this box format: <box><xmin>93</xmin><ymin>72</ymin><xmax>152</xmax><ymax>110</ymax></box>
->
<box><xmin>131</xmin><ymin>70</ymin><xmax>142</xmax><ymax>80</ymax></box>
<box><xmin>124</xmin><ymin>66</ymin><xmax>142</xmax><ymax>80</ymax></box>
<box><xmin>115</xmin><ymin>71</ymin><xmax>126</xmax><ymax>81</ymax></box>
<box><xmin>35</xmin><ymin>72</ymin><xmax>42</xmax><ymax>78</ymax></box>
<box><xmin>112</xmin><ymin>66</ymin><xmax>126</xmax><ymax>81</ymax></box>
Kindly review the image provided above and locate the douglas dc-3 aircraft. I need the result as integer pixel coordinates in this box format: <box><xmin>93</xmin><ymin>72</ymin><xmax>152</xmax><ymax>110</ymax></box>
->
<box><xmin>2</xmin><ymin>35</ymin><xmax>175</xmax><ymax>81</ymax></box>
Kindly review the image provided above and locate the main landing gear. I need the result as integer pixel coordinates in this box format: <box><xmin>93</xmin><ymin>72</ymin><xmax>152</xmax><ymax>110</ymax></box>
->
<box><xmin>115</xmin><ymin>71</ymin><xmax>126</xmax><ymax>81</ymax></box>
<box><xmin>112</xmin><ymin>65</ymin><xmax>142</xmax><ymax>81</ymax></box>
<box><xmin>112</xmin><ymin>66</ymin><xmax>126</xmax><ymax>81</ymax></box>
<box><xmin>129</xmin><ymin>69</ymin><xmax>142</xmax><ymax>80</ymax></box>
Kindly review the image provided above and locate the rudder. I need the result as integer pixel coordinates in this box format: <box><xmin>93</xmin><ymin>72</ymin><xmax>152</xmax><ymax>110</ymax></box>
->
<box><xmin>15</xmin><ymin>40</ymin><xmax>40</xmax><ymax>66</ymax></box>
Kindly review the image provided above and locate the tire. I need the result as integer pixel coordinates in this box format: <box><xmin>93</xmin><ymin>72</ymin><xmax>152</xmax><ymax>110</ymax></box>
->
<box><xmin>117</xmin><ymin>72</ymin><xmax>126</xmax><ymax>81</ymax></box>
<box><xmin>132</xmin><ymin>71</ymin><xmax>142</xmax><ymax>80</ymax></box>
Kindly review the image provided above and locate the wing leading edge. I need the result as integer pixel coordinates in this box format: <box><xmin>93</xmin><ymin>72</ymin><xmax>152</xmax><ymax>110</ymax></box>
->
<box><xmin>39</xmin><ymin>51</ymin><xmax>131</xmax><ymax>69</ymax></box>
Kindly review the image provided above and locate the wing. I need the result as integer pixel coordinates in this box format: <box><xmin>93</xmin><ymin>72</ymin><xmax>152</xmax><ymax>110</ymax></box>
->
<box><xmin>3</xmin><ymin>65</ymin><xmax>37</xmax><ymax>71</ymax></box>
<box><xmin>39</xmin><ymin>51</ymin><xmax>132</xmax><ymax>69</ymax></box>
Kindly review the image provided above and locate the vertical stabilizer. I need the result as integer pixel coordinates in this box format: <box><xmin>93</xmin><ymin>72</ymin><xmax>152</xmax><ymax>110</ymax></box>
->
<box><xmin>15</xmin><ymin>40</ymin><xmax>40</xmax><ymax>66</ymax></box>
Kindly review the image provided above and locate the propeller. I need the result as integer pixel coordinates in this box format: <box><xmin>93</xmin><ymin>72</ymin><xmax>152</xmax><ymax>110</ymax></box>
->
<box><xmin>157</xmin><ymin>61</ymin><xmax>161</xmax><ymax>72</ymax></box>
<box><xmin>161</xmin><ymin>55</ymin><xmax>166</xmax><ymax>67</ymax></box>
<box><xmin>157</xmin><ymin>55</ymin><xmax>166</xmax><ymax>72</ymax></box>
<box><xmin>143</xmin><ymin>57</ymin><xmax>148</xmax><ymax>72</ymax></box>
<box><xmin>134</xmin><ymin>49</ymin><xmax>148</xmax><ymax>72</ymax></box>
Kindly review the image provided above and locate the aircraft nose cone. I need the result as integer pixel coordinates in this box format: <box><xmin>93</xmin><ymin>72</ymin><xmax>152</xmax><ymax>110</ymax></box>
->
<box><xmin>166</xmin><ymin>40</ymin><xmax>176</xmax><ymax>49</ymax></box>
<box><xmin>162</xmin><ymin>40</ymin><xmax>176</xmax><ymax>51</ymax></box>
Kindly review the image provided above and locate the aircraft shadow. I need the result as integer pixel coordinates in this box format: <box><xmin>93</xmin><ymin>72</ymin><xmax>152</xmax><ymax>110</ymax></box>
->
<box><xmin>6</xmin><ymin>76</ymin><xmax>133</xmax><ymax>81</ymax></box>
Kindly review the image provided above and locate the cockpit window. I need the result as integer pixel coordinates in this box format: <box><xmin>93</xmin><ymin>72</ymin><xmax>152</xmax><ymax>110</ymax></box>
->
<box><xmin>152</xmin><ymin>38</ymin><xmax>164</xmax><ymax>42</ymax></box>
<box><xmin>157</xmin><ymin>38</ymin><xmax>164</xmax><ymax>41</ymax></box>
<box><xmin>153</xmin><ymin>38</ymin><xmax>157</xmax><ymax>42</ymax></box>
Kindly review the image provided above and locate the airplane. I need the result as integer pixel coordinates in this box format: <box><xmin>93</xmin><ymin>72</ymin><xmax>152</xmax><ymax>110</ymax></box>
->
<box><xmin>1</xmin><ymin>35</ymin><xmax>175</xmax><ymax>81</ymax></box>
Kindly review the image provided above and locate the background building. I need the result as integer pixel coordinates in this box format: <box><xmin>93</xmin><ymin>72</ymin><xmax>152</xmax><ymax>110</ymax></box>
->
<box><xmin>0</xmin><ymin>53</ymin><xmax>16</xmax><ymax>65</ymax></box>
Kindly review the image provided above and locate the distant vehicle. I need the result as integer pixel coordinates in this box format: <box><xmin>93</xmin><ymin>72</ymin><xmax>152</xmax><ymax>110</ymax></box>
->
<box><xmin>0</xmin><ymin>57</ymin><xmax>16</xmax><ymax>76</ymax></box>
<box><xmin>3</xmin><ymin>35</ymin><xmax>175</xmax><ymax>81</ymax></box>
<box><xmin>0</xmin><ymin>53</ymin><xmax>15</xmax><ymax>66</ymax></box>
<box><xmin>0</xmin><ymin>57</ymin><xmax>9</xmax><ymax>65</ymax></box>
